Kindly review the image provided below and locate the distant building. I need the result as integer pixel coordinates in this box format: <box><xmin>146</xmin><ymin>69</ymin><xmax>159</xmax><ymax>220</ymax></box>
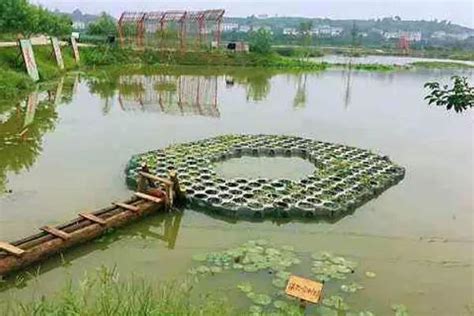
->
<box><xmin>252</xmin><ymin>25</ymin><xmax>273</xmax><ymax>34</ymax></box>
<box><xmin>384</xmin><ymin>31</ymin><xmax>422</xmax><ymax>42</ymax></box>
<box><xmin>238</xmin><ymin>25</ymin><xmax>251</xmax><ymax>33</ymax></box>
<box><xmin>283</xmin><ymin>28</ymin><xmax>298</xmax><ymax>36</ymax></box>
<box><xmin>256</xmin><ymin>14</ymin><xmax>269</xmax><ymax>19</ymax></box>
<box><xmin>221</xmin><ymin>23</ymin><xmax>239</xmax><ymax>32</ymax></box>
<box><xmin>312</xmin><ymin>25</ymin><xmax>343</xmax><ymax>37</ymax></box>
<box><xmin>72</xmin><ymin>21</ymin><xmax>86</xmax><ymax>30</ymax></box>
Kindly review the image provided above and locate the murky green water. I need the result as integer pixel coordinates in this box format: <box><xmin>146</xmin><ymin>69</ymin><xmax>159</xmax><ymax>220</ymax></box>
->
<box><xmin>215</xmin><ymin>156</ymin><xmax>316</xmax><ymax>180</ymax></box>
<box><xmin>0</xmin><ymin>67</ymin><xmax>472</xmax><ymax>315</ymax></box>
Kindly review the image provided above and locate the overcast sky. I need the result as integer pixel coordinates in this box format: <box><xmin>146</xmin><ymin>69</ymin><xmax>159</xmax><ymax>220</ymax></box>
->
<box><xmin>34</xmin><ymin>0</ymin><xmax>474</xmax><ymax>28</ymax></box>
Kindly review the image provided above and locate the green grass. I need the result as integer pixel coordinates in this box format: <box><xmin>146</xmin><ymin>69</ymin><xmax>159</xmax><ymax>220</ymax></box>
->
<box><xmin>81</xmin><ymin>46</ymin><xmax>327</xmax><ymax>71</ymax></box>
<box><xmin>0</xmin><ymin>44</ymin><xmax>78</xmax><ymax>102</ymax></box>
<box><xmin>410</xmin><ymin>61</ymin><xmax>474</xmax><ymax>69</ymax></box>
<box><xmin>330</xmin><ymin>63</ymin><xmax>402</xmax><ymax>71</ymax></box>
<box><xmin>0</xmin><ymin>267</ymin><xmax>303</xmax><ymax>316</ymax></box>
<box><xmin>0</xmin><ymin>267</ymin><xmax>235</xmax><ymax>316</ymax></box>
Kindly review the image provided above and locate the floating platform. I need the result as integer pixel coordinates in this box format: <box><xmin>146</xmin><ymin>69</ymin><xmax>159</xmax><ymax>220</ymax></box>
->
<box><xmin>0</xmin><ymin>172</ymin><xmax>184</xmax><ymax>276</ymax></box>
<box><xmin>125</xmin><ymin>135</ymin><xmax>405</xmax><ymax>220</ymax></box>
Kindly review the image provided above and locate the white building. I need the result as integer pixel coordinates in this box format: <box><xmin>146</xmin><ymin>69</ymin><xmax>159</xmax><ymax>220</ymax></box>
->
<box><xmin>283</xmin><ymin>28</ymin><xmax>298</xmax><ymax>36</ymax></box>
<box><xmin>312</xmin><ymin>25</ymin><xmax>343</xmax><ymax>37</ymax></box>
<box><xmin>221</xmin><ymin>23</ymin><xmax>239</xmax><ymax>32</ymax></box>
<box><xmin>238</xmin><ymin>25</ymin><xmax>251</xmax><ymax>33</ymax></box>
<box><xmin>384</xmin><ymin>31</ymin><xmax>422</xmax><ymax>42</ymax></box>
<box><xmin>72</xmin><ymin>21</ymin><xmax>86</xmax><ymax>30</ymax></box>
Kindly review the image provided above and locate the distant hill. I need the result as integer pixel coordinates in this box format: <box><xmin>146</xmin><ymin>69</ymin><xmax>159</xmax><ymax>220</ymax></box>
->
<box><xmin>224</xmin><ymin>16</ymin><xmax>473</xmax><ymax>37</ymax></box>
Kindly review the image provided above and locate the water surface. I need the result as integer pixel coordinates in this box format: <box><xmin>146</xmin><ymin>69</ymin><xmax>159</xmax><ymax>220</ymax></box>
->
<box><xmin>0</xmin><ymin>67</ymin><xmax>472</xmax><ymax>315</ymax></box>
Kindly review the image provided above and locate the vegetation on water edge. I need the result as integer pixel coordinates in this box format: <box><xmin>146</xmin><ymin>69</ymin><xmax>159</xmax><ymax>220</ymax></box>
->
<box><xmin>80</xmin><ymin>46</ymin><xmax>327</xmax><ymax>70</ymax></box>
<box><xmin>0</xmin><ymin>266</ymin><xmax>302</xmax><ymax>316</ymax></box>
<box><xmin>424</xmin><ymin>75</ymin><xmax>473</xmax><ymax>113</ymax></box>
<box><xmin>410</xmin><ymin>61</ymin><xmax>474</xmax><ymax>69</ymax></box>
<box><xmin>0</xmin><ymin>45</ymin><xmax>77</xmax><ymax>100</ymax></box>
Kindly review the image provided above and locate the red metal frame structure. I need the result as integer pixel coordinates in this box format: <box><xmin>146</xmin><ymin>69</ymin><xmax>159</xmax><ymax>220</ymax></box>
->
<box><xmin>118</xmin><ymin>9</ymin><xmax>225</xmax><ymax>52</ymax></box>
<box><xmin>398</xmin><ymin>35</ymin><xmax>410</xmax><ymax>54</ymax></box>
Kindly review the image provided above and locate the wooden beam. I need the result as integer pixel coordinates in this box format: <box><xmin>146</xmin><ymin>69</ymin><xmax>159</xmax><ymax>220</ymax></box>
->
<box><xmin>40</xmin><ymin>226</ymin><xmax>71</xmax><ymax>240</ymax></box>
<box><xmin>0</xmin><ymin>242</ymin><xmax>25</xmax><ymax>256</ymax></box>
<box><xmin>134</xmin><ymin>192</ymin><xmax>163</xmax><ymax>204</ymax></box>
<box><xmin>139</xmin><ymin>172</ymin><xmax>172</xmax><ymax>186</ymax></box>
<box><xmin>79</xmin><ymin>213</ymin><xmax>107</xmax><ymax>225</ymax></box>
<box><xmin>113</xmin><ymin>202</ymin><xmax>140</xmax><ymax>213</ymax></box>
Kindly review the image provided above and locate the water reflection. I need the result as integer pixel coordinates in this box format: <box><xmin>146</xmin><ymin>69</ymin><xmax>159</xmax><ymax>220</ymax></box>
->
<box><xmin>117</xmin><ymin>75</ymin><xmax>220</xmax><ymax>117</ymax></box>
<box><xmin>293</xmin><ymin>74</ymin><xmax>308</xmax><ymax>108</ymax></box>
<box><xmin>0</xmin><ymin>211</ymin><xmax>183</xmax><ymax>291</ymax></box>
<box><xmin>0</xmin><ymin>77</ymin><xmax>75</xmax><ymax>193</ymax></box>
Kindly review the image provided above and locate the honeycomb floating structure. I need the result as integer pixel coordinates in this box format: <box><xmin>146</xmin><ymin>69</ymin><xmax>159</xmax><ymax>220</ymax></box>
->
<box><xmin>125</xmin><ymin>135</ymin><xmax>405</xmax><ymax>220</ymax></box>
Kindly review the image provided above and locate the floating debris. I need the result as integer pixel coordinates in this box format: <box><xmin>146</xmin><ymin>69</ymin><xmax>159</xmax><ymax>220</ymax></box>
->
<box><xmin>365</xmin><ymin>271</ymin><xmax>376</xmax><ymax>278</ymax></box>
<box><xmin>125</xmin><ymin>135</ymin><xmax>405</xmax><ymax>220</ymax></box>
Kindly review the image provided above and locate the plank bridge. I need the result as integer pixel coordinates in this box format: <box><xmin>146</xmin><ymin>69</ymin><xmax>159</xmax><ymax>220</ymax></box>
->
<box><xmin>0</xmin><ymin>170</ymin><xmax>185</xmax><ymax>276</ymax></box>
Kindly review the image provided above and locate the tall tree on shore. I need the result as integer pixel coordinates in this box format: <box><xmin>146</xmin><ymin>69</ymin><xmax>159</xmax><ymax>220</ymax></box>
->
<box><xmin>298</xmin><ymin>21</ymin><xmax>313</xmax><ymax>60</ymax></box>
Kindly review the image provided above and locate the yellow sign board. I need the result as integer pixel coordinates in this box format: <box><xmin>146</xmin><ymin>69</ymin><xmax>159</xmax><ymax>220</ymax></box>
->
<box><xmin>285</xmin><ymin>275</ymin><xmax>323</xmax><ymax>304</ymax></box>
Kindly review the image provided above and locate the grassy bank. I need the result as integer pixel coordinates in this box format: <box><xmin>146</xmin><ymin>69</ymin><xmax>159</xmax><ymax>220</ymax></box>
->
<box><xmin>0</xmin><ymin>267</ymin><xmax>301</xmax><ymax>316</ymax></box>
<box><xmin>81</xmin><ymin>46</ymin><xmax>327</xmax><ymax>70</ymax></box>
<box><xmin>0</xmin><ymin>44</ymin><xmax>77</xmax><ymax>100</ymax></box>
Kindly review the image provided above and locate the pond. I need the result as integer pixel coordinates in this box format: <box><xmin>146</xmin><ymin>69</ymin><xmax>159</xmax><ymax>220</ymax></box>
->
<box><xmin>0</xmin><ymin>66</ymin><xmax>472</xmax><ymax>315</ymax></box>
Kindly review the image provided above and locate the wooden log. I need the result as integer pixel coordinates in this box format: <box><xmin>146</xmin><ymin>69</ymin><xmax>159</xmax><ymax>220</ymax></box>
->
<box><xmin>0</xmin><ymin>242</ymin><xmax>25</xmax><ymax>256</ymax></box>
<box><xmin>79</xmin><ymin>213</ymin><xmax>107</xmax><ymax>225</ymax></box>
<box><xmin>40</xmin><ymin>226</ymin><xmax>71</xmax><ymax>241</ymax></box>
<box><xmin>169</xmin><ymin>170</ymin><xmax>186</xmax><ymax>204</ymax></box>
<box><xmin>113</xmin><ymin>202</ymin><xmax>140</xmax><ymax>213</ymax></box>
<box><xmin>0</xmin><ymin>200</ymin><xmax>162</xmax><ymax>276</ymax></box>
<box><xmin>139</xmin><ymin>172</ymin><xmax>172</xmax><ymax>186</ymax></box>
<box><xmin>134</xmin><ymin>192</ymin><xmax>163</xmax><ymax>204</ymax></box>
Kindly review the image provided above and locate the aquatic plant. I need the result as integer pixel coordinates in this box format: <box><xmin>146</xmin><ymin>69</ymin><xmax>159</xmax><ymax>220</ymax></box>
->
<box><xmin>125</xmin><ymin>135</ymin><xmax>405</xmax><ymax>221</ymax></box>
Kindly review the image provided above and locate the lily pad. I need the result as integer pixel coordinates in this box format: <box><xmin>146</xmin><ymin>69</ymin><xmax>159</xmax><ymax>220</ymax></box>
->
<box><xmin>192</xmin><ymin>253</ymin><xmax>208</xmax><ymax>262</ymax></box>
<box><xmin>391</xmin><ymin>303</ymin><xmax>409</xmax><ymax>316</ymax></box>
<box><xmin>249</xmin><ymin>305</ymin><xmax>262</xmax><ymax>315</ymax></box>
<box><xmin>272</xmin><ymin>277</ymin><xmax>287</xmax><ymax>288</ymax></box>
<box><xmin>237</xmin><ymin>282</ymin><xmax>253</xmax><ymax>293</ymax></box>
<box><xmin>248</xmin><ymin>293</ymin><xmax>272</xmax><ymax>306</ymax></box>
<box><xmin>273</xmin><ymin>300</ymin><xmax>288</xmax><ymax>310</ymax></box>
<box><xmin>341</xmin><ymin>282</ymin><xmax>364</xmax><ymax>293</ymax></box>
<box><xmin>323</xmin><ymin>295</ymin><xmax>349</xmax><ymax>311</ymax></box>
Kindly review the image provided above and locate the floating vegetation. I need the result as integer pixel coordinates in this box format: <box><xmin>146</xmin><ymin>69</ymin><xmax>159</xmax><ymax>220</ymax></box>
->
<box><xmin>341</xmin><ymin>282</ymin><xmax>364</xmax><ymax>293</ymax></box>
<box><xmin>365</xmin><ymin>271</ymin><xmax>376</xmax><ymax>278</ymax></box>
<box><xmin>125</xmin><ymin>135</ymin><xmax>405</xmax><ymax>221</ymax></box>
<box><xmin>391</xmin><ymin>304</ymin><xmax>409</xmax><ymax>316</ymax></box>
<box><xmin>323</xmin><ymin>295</ymin><xmax>350</xmax><ymax>311</ymax></box>
<box><xmin>311</xmin><ymin>251</ymin><xmax>357</xmax><ymax>282</ymax></box>
<box><xmin>185</xmin><ymin>240</ymin><xmax>398</xmax><ymax>315</ymax></box>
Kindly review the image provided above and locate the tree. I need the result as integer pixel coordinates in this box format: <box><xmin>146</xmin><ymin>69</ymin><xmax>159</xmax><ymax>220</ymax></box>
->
<box><xmin>0</xmin><ymin>0</ymin><xmax>71</xmax><ymax>36</ymax></box>
<box><xmin>249</xmin><ymin>29</ymin><xmax>273</xmax><ymax>55</ymax></box>
<box><xmin>87</xmin><ymin>13</ymin><xmax>117</xmax><ymax>36</ymax></box>
<box><xmin>298</xmin><ymin>21</ymin><xmax>313</xmax><ymax>60</ymax></box>
<box><xmin>424</xmin><ymin>76</ymin><xmax>473</xmax><ymax>112</ymax></box>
